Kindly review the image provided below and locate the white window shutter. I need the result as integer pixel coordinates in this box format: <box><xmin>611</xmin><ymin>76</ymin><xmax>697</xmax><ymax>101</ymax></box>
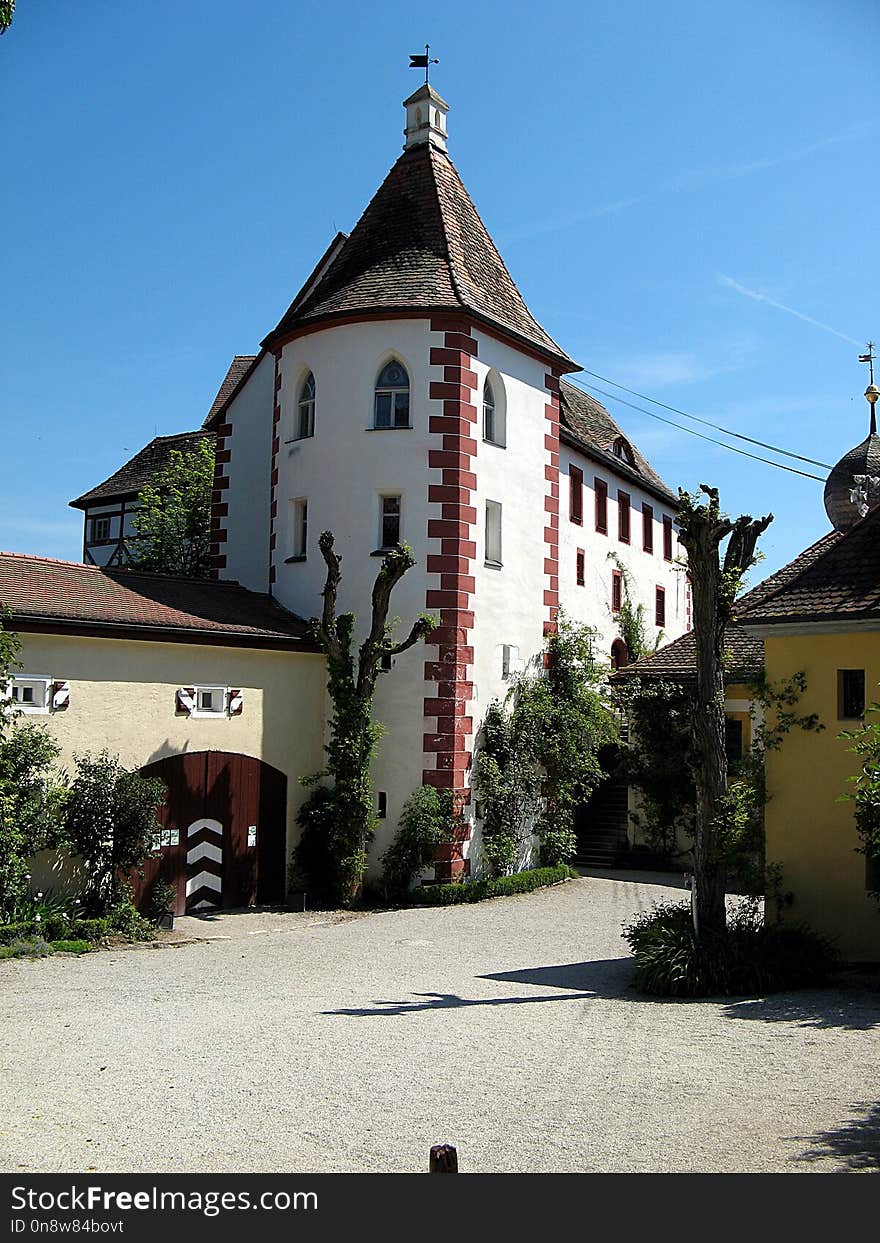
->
<box><xmin>51</xmin><ymin>681</ymin><xmax>70</xmax><ymax>710</ymax></box>
<box><xmin>228</xmin><ymin>689</ymin><xmax>243</xmax><ymax>716</ymax></box>
<box><xmin>176</xmin><ymin>687</ymin><xmax>196</xmax><ymax>714</ymax></box>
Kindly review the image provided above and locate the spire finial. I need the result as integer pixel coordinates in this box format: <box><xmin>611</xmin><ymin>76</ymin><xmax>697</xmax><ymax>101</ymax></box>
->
<box><xmin>860</xmin><ymin>342</ymin><xmax>878</xmax><ymax>435</ymax></box>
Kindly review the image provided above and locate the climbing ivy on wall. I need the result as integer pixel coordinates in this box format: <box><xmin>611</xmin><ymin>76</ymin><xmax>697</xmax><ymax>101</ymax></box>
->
<box><xmin>473</xmin><ymin>611</ymin><xmax>617</xmax><ymax>875</ymax></box>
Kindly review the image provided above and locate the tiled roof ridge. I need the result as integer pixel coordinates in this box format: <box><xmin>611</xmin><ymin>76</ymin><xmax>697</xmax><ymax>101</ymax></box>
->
<box><xmin>427</xmin><ymin>147</ymin><xmax>466</xmax><ymax>311</ymax></box>
<box><xmin>733</xmin><ymin>528</ymin><xmax>843</xmax><ymax>618</ymax></box>
<box><xmin>0</xmin><ymin>550</ymin><xmax>248</xmax><ymax>591</ymax></box>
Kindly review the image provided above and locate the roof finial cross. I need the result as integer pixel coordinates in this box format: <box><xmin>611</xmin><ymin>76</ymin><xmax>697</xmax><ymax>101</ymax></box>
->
<box><xmin>860</xmin><ymin>342</ymin><xmax>878</xmax><ymax>435</ymax></box>
<box><xmin>859</xmin><ymin>341</ymin><xmax>876</xmax><ymax>388</ymax></box>
<box><xmin>409</xmin><ymin>44</ymin><xmax>439</xmax><ymax>86</ymax></box>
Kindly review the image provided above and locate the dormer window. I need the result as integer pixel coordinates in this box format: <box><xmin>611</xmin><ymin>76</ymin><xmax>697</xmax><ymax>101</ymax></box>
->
<box><xmin>374</xmin><ymin>361</ymin><xmax>410</xmax><ymax>428</ymax></box>
<box><xmin>295</xmin><ymin>372</ymin><xmax>316</xmax><ymax>440</ymax></box>
<box><xmin>613</xmin><ymin>437</ymin><xmax>635</xmax><ymax>467</ymax></box>
<box><xmin>483</xmin><ymin>377</ymin><xmax>505</xmax><ymax>447</ymax></box>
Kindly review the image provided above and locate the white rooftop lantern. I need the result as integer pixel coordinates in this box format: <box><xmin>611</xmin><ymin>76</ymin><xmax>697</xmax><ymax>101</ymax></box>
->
<box><xmin>403</xmin><ymin>83</ymin><xmax>449</xmax><ymax>152</ymax></box>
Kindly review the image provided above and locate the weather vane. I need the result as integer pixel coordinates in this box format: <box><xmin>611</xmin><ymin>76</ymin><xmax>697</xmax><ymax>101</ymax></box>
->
<box><xmin>859</xmin><ymin>341</ymin><xmax>876</xmax><ymax>388</ymax></box>
<box><xmin>409</xmin><ymin>44</ymin><xmax>439</xmax><ymax>86</ymax></box>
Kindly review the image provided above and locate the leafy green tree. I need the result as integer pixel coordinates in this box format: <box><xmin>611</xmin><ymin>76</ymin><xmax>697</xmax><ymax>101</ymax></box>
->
<box><xmin>309</xmin><ymin>532</ymin><xmax>436</xmax><ymax>905</ymax></box>
<box><xmin>130</xmin><ymin>440</ymin><xmax>215</xmax><ymax>577</ymax></box>
<box><xmin>0</xmin><ymin>2</ymin><xmax>14</xmax><ymax>35</ymax></box>
<box><xmin>62</xmin><ymin>752</ymin><xmax>166</xmax><ymax>916</ymax></box>
<box><xmin>0</xmin><ymin>620</ymin><xmax>65</xmax><ymax>921</ymax></box>
<box><xmin>839</xmin><ymin>703</ymin><xmax>880</xmax><ymax>902</ymax></box>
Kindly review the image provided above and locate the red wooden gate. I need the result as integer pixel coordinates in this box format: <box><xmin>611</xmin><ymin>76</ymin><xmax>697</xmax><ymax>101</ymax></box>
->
<box><xmin>133</xmin><ymin>751</ymin><xmax>287</xmax><ymax>916</ymax></box>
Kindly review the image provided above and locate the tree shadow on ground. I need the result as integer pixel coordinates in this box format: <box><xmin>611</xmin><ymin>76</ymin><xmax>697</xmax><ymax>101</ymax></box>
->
<box><xmin>321</xmin><ymin>958</ymin><xmax>636</xmax><ymax>1016</ymax></box>
<box><xmin>721</xmin><ymin>984</ymin><xmax>880</xmax><ymax>1032</ymax></box>
<box><xmin>794</xmin><ymin>1101</ymin><xmax>880</xmax><ymax>1169</ymax></box>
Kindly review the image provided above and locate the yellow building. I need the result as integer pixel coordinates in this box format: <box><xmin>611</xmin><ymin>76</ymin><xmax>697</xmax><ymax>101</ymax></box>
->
<box><xmin>0</xmin><ymin>552</ymin><xmax>325</xmax><ymax>914</ymax></box>
<box><xmin>739</xmin><ymin>506</ymin><xmax>880</xmax><ymax>962</ymax></box>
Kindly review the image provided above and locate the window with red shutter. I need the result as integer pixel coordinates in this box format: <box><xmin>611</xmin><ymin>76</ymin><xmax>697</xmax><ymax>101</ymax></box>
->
<box><xmin>611</xmin><ymin>569</ymin><xmax>623</xmax><ymax>612</ymax></box>
<box><xmin>618</xmin><ymin>491</ymin><xmax>630</xmax><ymax>543</ymax></box>
<box><xmin>595</xmin><ymin>478</ymin><xmax>608</xmax><ymax>534</ymax></box>
<box><xmin>569</xmin><ymin>465</ymin><xmax>583</xmax><ymax>524</ymax></box>
<box><xmin>663</xmin><ymin>515</ymin><xmax>673</xmax><ymax>561</ymax></box>
<box><xmin>655</xmin><ymin>586</ymin><xmax>666</xmax><ymax>627</ymax></box>
<box><xmin>642</xmin><ymin>503</ymin><xmax>654</xmax><ymax>553</ymax></box>
<box><xmin>576</xmin><ymin>549</ymin><xmax>585</xmax><ymax>586</ymax></box>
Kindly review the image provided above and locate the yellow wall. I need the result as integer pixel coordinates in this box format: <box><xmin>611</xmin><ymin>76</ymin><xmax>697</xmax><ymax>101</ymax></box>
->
<box><xmin>15</xmin><ymin>632</ymin><xmax>327</xmax><ymax>879</ymax></box>
<box><xmin>763</xmin><ymin>630</ymin><xmax>880</xmax><ymax>960</ymax></box>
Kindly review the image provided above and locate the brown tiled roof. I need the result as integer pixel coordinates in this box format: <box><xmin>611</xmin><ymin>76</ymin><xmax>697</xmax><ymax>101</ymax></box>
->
<box><xmin>69</xmin><ymin>430</ymin><xmax>214</xmax><ymax>509</ymax></box>
<box><xmin>263</xmin><ymin>144</ymin><xmax>576</xmax><ymax>368</ymax></box>
<box><xmin>611</xmin><ymin>525</ymin><xmax>843</xmax><ymax>683</ymax></box>
<box><xmin>202</xmin><ymin>354</ymin><xmax>259</xmax><ymax>427</ymax></box>
<box><xmin>0</xmin><ymin>553</ymin><xmax>317</xmax><ymax>649</ymax></box>
<box><xmin>610</xmin><ymin>626</ymin><xmax>764</xmax><ymax>686</ymax></box>
<box><xmin>560</xmin><ymin>381</ymin><xmax>677</xmax><ymax>506</ymax></box>
<box><xmin>737</xmin><ymin>509</ymin><xmax>880</xmax><ymax>625</ymax></box>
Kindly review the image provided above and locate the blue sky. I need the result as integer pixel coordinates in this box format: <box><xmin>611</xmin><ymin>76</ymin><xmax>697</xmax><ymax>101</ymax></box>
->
<box><xmin>1</xmin><ymin>0</ymin><xmax>877</xmax><ymax>579</ymax></box>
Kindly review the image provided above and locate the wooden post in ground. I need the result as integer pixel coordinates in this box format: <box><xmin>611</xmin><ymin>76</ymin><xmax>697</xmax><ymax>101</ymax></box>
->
<box><xmin>429</xmin><ymin>1144</ymin><xmax>458</xmax><ymax>1172</ymax></box>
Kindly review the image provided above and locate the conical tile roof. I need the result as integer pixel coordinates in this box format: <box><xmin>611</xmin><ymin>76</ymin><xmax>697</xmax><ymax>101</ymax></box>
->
<box><xmin>264</xmin><ymin>144</ymin><xmax>575</xmax><ymax>368</ymax></box>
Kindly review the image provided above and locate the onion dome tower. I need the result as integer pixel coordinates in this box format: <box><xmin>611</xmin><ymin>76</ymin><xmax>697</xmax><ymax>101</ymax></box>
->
<box><xmin>823</xmin><ymin>347</ymin><xmax>880</xmax><ymax>531</ymax></box>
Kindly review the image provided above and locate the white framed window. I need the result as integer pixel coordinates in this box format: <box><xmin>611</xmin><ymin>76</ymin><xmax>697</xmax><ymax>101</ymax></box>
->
<box><xmin>290</xmin><ymin>497</ymin><xmax>308</xmax><ymax>559</ymax></box>
<box><xmin>485</xmin><ymin>500</ymin><xmax>502</xmax><ymax>566</ymax></box>
<box><xmin>373</xmin><ymin>360</ymin><xmax>410</xmax><ymax>429</ymax></box>
<box><xmin>90</xmin><ymin>516</ymin><xmax>112</xmax><ymax>543</ymax></box>
<box><xmin>295</xmin><ymin>372</ymin><xmax>316</xmax><ymax>440</ymax></box>
<box><xmin>154</xmin><ymin>828</ymin><xmax>180</xmax><ymax>849</ymax></box>
<box><xmin>192</xmin><ymin>686</ymin><xmax>227</xmax><ymax>718</ymax></box>
<box><xmin>8</xmin><ymin>676</ymin><xmax>51</xmax><ymax>715</ymax></box>
<box><xmin>482</xmin><ymin>377</ymin><xmax>505</xmax><ymax>447</ymax></box>
<box><xmin>379</xmin><ymin>494</ymin><xmax>402</xmax><ymax>549</ymax></box>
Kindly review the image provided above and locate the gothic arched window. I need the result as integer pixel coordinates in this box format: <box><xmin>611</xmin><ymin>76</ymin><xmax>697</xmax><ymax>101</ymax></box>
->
<box><xmin>374</xmin><ymin>361</ymin><xmax>410</xmax><ymax>429</ymax></box>
<box><xmin>296</xmin><ymin>372</ymin><xmax>316</xmax><ymax>440</ymax></box>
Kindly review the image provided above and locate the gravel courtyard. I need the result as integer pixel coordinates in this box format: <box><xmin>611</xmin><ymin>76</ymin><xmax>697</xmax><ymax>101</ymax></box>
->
<box><xmin>2</xmin><ymin>872</ymin><xmax>878</xmax><ymax>1174</ymax></box>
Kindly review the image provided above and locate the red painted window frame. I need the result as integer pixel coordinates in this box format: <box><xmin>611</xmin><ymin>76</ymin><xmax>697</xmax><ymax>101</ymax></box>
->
<box><xmin>662</xmin><ymin>514</ymin><xmax>673</xmax><ymax>562</ymax></box>
<box><xmin>569</xmin><ymin>465</ymin><xmax>583</xmax><ymax>525</ymax></box>
<box><xmin>595</xmin><ymin>478</ymin><xmax>608</xmax><ymax>534</ymax></box>
<box><xmin>618</xmin><ymin>490</ymin><xmax>631</xmax><ymax>543</ymax></box>
<box><xmin>611</xmin><ymin>569</ymin><xmax>623</xmax><ymax>613</ymax></box>
<box><xmin>655</xmin><ymin>585</ymin><xmax>666</xmax><ymax>627</ymax></box>
<box><xmin>642</xmin><ymin>502</ymin><xmax>654</xmax><ymax>553</ymax></box>
<box><xmin>576</xmin><ymin>548</ymin><xmax>585</xmax><ymax>586</ymax></box>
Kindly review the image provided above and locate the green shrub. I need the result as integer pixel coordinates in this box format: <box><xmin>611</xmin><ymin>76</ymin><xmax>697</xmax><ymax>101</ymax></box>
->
<box><xmin>0</xmin><ymin>936</ymin><xmax>54</xmax><ymax>959</ymax></box>
<box><xmin>416</xmin><ymin>864</ymin><xmax>574</xmax><ymax>907</ymax></box>
<box><xmin>0</xmin><ymin>920</ymin><xmax>36</xmax><ymax>944</ymax></box>
<box><xmin>68</xmin><ymin>917</ymin><xmax>109</xmax><ymax>942</ymax></box>
<box><xmin>106</xmin><ymin>901</ymin><xmax>154</xmax><ymax>941</ymax></box>
<box><xmin>379</xmin><ymin>786</ymin><xmax>458</xmax><ymax>900</ymax></box>
<box><xmin>622</xmin><ymin>900</ymin><xmax>838</xmax><ymax>997</ymax></box>
<box><xmin>49</xmin><ymin>940</ymin><xmax>90</xmax><ymax>954</ymax></box>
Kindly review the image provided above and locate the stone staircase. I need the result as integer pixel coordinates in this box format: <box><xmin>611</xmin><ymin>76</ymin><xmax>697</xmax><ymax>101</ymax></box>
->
<box><xmin>575</xmin><ymin>777</ymin><xmax>629</xmax><ymax>868</ymax></box>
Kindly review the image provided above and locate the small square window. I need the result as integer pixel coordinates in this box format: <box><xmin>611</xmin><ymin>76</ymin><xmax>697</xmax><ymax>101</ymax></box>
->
<box><xmin>838</xmin><ymin>670</ymin><xmax>865</xmax><ymax>720</ymax></box>
<box><xmin>9</xmin><ymin>677</ymin><xmax>50</xmax><ymax>714</ymax></box>
<box><xmin>91</xmin><ymin>516</ymin><xmax>111</xmax><ymax>543</ymax></box>
<box><xmin>193</xmin><ymin>686</ymin><xmax>227</xmax><ymax>717</ymax></box>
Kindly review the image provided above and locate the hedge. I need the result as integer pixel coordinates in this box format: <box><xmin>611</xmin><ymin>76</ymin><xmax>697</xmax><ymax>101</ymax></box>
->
<box><xmin>415</xmin><ymin>864</ymin><xmax>575</xmax><ymax>907</ymax></box>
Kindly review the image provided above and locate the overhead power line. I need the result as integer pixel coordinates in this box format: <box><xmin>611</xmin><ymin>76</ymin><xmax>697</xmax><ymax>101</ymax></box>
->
<box><xmin>575</xmin><ymin>367</ymin><xmax>833</xmax><ymax>472</ymax></box>
<box><xmin>570</xmin><ymin>378</ymin><xmax>827</xmax><ymax>483</ymax></box>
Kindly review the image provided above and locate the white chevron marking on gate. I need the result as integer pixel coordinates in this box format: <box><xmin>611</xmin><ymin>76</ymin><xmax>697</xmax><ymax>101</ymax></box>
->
<box><xmin>187</xmin><ymin>817</ymin><xmax>223</xmax><ymax>838</ymax></box>
<box><xmin>185</xmin><ymin>871</ymin><xmax>222</xmax><ymax>897</ymax></box>
<box><xmin>186</xmin><ymin>841</ymin><xmax>222</xmax><ymax>865</ymax></box>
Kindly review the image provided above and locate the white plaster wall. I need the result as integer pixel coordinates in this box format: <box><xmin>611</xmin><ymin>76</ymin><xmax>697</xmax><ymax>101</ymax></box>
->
<box><xmin>14</xmin><ymin>632</ymin><xmax>326</xmax><ymax>868</ymax></box>
<box><xmin>467</xmin><ymin>332</ymin><xmax>555</xmax><ymax>873</ymax></box>
<box><xmin>557</xmin><ymin>449</ymin><xmax>688</xmax><ymax>666</ymax></box>
<box><xmin>273</xmin><ymin>319</ymin><xmax>438</xmax><ymax>867</ymax></box>
<box><xmin>222</xmin><ymin>352</ymin><xmax>274</xmax><ymax>593</ymax></box>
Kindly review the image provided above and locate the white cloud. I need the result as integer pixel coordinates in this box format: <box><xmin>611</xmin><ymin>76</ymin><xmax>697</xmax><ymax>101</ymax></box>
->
<box><xmin>717</xmin><ymin>274</ymin><xmax>862</xmax><ymax>346</ymax></box>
